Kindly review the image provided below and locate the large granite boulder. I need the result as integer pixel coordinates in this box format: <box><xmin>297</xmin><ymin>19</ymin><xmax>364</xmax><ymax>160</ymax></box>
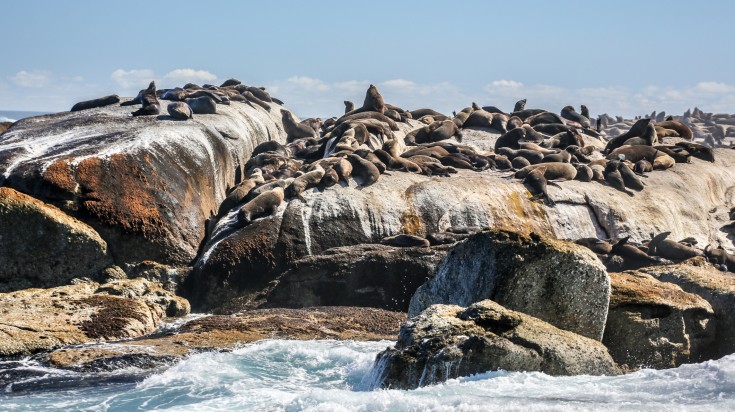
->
<box><xmin>261</xmin><ymin>244</ymin><xmax>451</xmax><ymax>313</ymax></box>
<box><xmin>409</xmin><ymin>230</ymin><xmax>610</xmax><ymax>340</ymax></box>
<box><xmin>370</xmin><ymin>300</ymin><xmax>620</xmax><ymax>390</ymax></box>
<box><xmin>603</xmin><ymin>271</ymin><xmax>715</xmax><ymax>370</ymax></box>
<box><xmin>0</xmin><ymin>187</ymin><xmax>113</xmax><ymax>292</ymax></box>
<box><xmin>0</xmin><ymin>101</ymin><xmax>287</xmax><ymax>266</ymax></box>
<box><xmin>640</xmin><ymin>259</ymin><xmax>735</xmax><ymax>358</ymax></box>
<box><xmin>0</xmin><ymin>278</ymin><xmax>190</xmax><ymax>358</ymax></box>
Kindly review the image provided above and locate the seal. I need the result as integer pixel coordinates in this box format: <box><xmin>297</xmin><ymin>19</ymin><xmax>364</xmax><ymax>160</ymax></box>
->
<box><xmin>604</xmin><ymin>118</ymin><xmax>651</xmax><ymax>153</ymax></box>
<box><xmin>427</xmin><ymin>231</ymin><xmax>471</xmax><ymax>246</ymax></box>
<box><xmin>603</xmin><ymin>160</ymin><xmax>633</xmax><ymax>195</ymax></box>
<box><xmin>655</xmin><ymin>120</ymin><xmax>693</xmax><ymax>140</ymax></box>
<box><xmin>71</xmin><ymin>95</ymin><xmax>120</xmax><ymax>112</ymax></box>
<box><xmin>580</xmin><ymin>105</ymin><xmax>590</xmax><ymax>119</ymax></box>
<box><xmin>514</xmin><ymin>163</ymin><xmax>577</xmax><ymax>180</ymax></box>
<box><xmin>574</xmin><ymin>164</ymin><xmax>594</xmax><ymax>182</ymax></box>
<box><xmin>243</xmin><ymin>91</ymin><xmax>271</xmax><ymax>111</ymax></box>
<box><xmin>217</xmin><ymin>169</ymin><xmax>266</xmax><ymax>217</ymax></box>
<box><xmin>244</xmin><ymin>178</ymin><xmax>294</xmax><ymax>203</ymax></box>
<box><xmin>410</xmin><ymin>108</ymin><xmax>445</xmax><ymax>119</ymax></box>
<box><xmin>633</xmin><ymin>159</ymin><xmax>653</xmax><ymax>174</ymax></box>
<box><xmin>675</xmin><ymin>142</ymin><xmax>715</xmax><ymax>162</ymax></box>
<box><xmin>513</xmin><ymin>99</ymin><xmax>527</xmax><ymax>112</ymax></box>
<box><xmin>560</xmin><ymin>106</ymin><xmax>590</xmax><ymax>128</ymax></box>
<box><xmin>575</xmin><ymin>238</ymin><xmax>612</xmax><ymax>255</ymax></box>
<box><xmin>381</xmin><ymin>234</ymin><xmax>430</xmax><ymax>248</ymax></box>
<box><xmin>131</xmin><ymin>81</ymin><xmax>160</xmax><ymax>117</ymax></box>
<box><xmin>607</xmin><ymin>145</ymin><xmax>661</xmax><ymax>163</ymax></box>
<box><xmin>617</xmin><ymin>161</ymin><xmax>644</xmax><ymax>191</ymax></box>
<box><xmin>281</xmin><ymin>109</ymin><xmax>317</xmax><ymax>142</ymax></box>
<box><xmin>335</xmin><ymin>111</ymin><xmax>399</xmax><ymax>131</ymax></box>
<box><xmin>523</xmin><ymin>166</ymin><xmax>555</xmax><ymax>205</ymax></box>
<box><xmin>319</xmin><ymin>165</ymin><xmax>340</xmax><ymax>187</ymax></box>
<box><xmin>512</xmin><ymin>156</ymin><xmax>531</xmax><ymax>169</ymax></box>
<box><xmin>705</xmin><ymin>244</ymin><xmax>735</xmax><ymax>272</ymax></box>
<box><xmin>252</xmin><ymin>141</ymin><xmax>290</xmax><ymax>157</ymax></box>
<box><xmin>623</xmin><ymin>123</ymin><xmax>657</xmax><ymax>146</ymax></box>
<box><xmin>167</xmin><ymin>102</ymin><xmax>193</xmax><ymax>120</ymax></box>
<box><xmin>344</xmin><ymin>101</ymin><xmax>355</xmax><ymax>113</ymax></box>
<box><xmin>286</xmin><ymin>165</ymin><xmax>325</xmax><ymax>199</ymax></box>
<box><xmin>494</xmin><ymin>128</ymin><xmax>525</xmax><ymax>151</ymax></box>
<box><xmin>648</xmin><ymin>232</ymin><xmax>704</xmax><ymax>261</ymax></box>
<box><xmin>374</xmin><ymin>149</ymin><xmax>422</xmax><ymax>173</ymax></box>
<box><xmin>527</xmin><ymin>112</ymin><xmax>565</xmax><ymax>127</ymax></box>
<box><xmin>346</xmin><ymin>153</ymin><xmax>381</xmax><ymax>186</ymax></box>
<box><xmin>237</xmin><ymin>187</ymin><xmax>284</xmax><ymax>225</ymax></box>
<box><xmin>610</xmin><ymin>237</ymin><xmax>661</xmax><ymax>270</ymax></box>
<box><xmin>186</xmin><ymin>96</ymin><xmax>218</xmax><ymax>114</ymax></box>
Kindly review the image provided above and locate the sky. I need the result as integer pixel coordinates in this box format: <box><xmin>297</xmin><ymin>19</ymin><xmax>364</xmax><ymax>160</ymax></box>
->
<box><xmin>1</xmin><ymin>0</ymin><xmax>734</xmax><ymax>118</ymax></box>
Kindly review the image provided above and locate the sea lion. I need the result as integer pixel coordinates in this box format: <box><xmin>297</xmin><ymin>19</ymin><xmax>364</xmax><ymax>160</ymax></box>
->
<box><xmin>541</xmin><ymin>146</ymin><xmax>574</xmax><ymax>163</ymax></box>
<box><xmin>561</xmin><ymin>106</ymin><xmax>590</xmax><ymax>128</ymax></box>
<box><xmin>246</xmin><ymin>86</ymin><xmax>273</xmax><ymax>103</ymax></box>
<box><xmin>166</xmin><ymin>102</ymin><xmax>193</xmax><ymax>120</ymax></box>
<box><xmin>131</xmin><ymin>81</ymin><xmax>160</xmax><ymax>117</ymax></box>
<box><xmin>532</xmin><ymin>123</ymin><xmax>569</xmax><ymax>136</ymax></box>
<box><xmin>281</xmin><ymin>109</ymin><xmax>317</xmax><ymax>142</ymax></box>
<box><xmin>523</xmin><ymin>166</ymin><xmax>555</xmax><ymax>205</ymax></box>
<box><xmin>374</xmin><ymin>149</ymin><xmax>422</xmax><ymax>173</ymax></box>
<box><xmin>617</xmin><ymin>161</ymin><xmax>644</xmax><ymax>191</ymax></box>
<box><xmin>285</xmin><ymin>165</ymin><xmax>325</xmax><ymax>199</ymax></box>
<box><xmin>580</xmin><ymin>105</ymin><xmax>590</xmax><ymax>119</ymax></box>
<box><xmin>335</xmin><ymin>111</ymin><xmax>399</xmax><ymax>131</ymax></box>
<box><xmin>463</xmin><ymin>111</ymin><xmax>507</xmax><ymax>132</ymax></box>
<box><xmin>497</xmin><ymin>147</ymin><xmax>545</xmax><ymax>164</ymax></box>
<box><xmin>244</xmin><ymin>178</ymin><xmax>294</xmax><ymax>203</ymax></box>
<box><xmin>603</xmin><ymin>160</ymin><xmax>632</xmax><ymax>195</ymax></box>
<box><xmin>71</xmin><ymin>95</ymin><xmax>120</xmax><ymax>112</ymax></box>
<box><xmin>252</xmin><ymin>141</ymin><xmax>290</xmax><ymax>157</ymax></box>
<box><xmin>186</xmin><ymin>96</ymin><xmax>217</xmax><ymax>114</ymax></box>
<box><xmin>427</xmin><ymin>231</ymin><xmax>471</xmax><ymax>246</ymax></box>
<box><xmin>513</xmin><ymin>99</ymin><xmax>527</xmax><ymax>112</ymax></box>
<box><xmin>410</xmin><ymin>108</ymin><xmax>446</xmax><ymax>119</ymax></box>
<box><xmin>648</xmin><ymin>232</ymin><xmax>704</xmax><ymax>261</ymax></box>
<box><xmin>607</xmin><ymin>145</ymin><xmax>661</xmax><ymax>163</ymax></box>
<box><xmin>514</xmin><ymin>163</ymin><xmax>577</xmax><ymax>180</ymax></box>
<box><xmin>494</xmin><ymin>128</ymin><xmax>525</xmax><ymax>151</ymax></box>
<box><xmin>319</xmin><ymin>165</ymin><xmax>340</xmax><ymax>187</ymax></box>
<box><xmin>512</xmin><ymin>156</ymin><xmax>532</xmax><ymax>169</ymax></box>
<box><xmin>574</xmin><ymin>164</ymin><xmax>593</xmax><ymax>182</ymax></box>
<box><xmin>217</xmin><ymin>169</ymin><xmax>266</xmax><ymax>217</ymax></box>
<box><xmin>654</xmin><ymin>145</ymin><xmax>691</xmax><ymax>163</ymax></box>
<box><xmin>528</xmin><ymin>112</ymin><xmax>565</xmax><ymax>127</ymax></box>
<box><xmin>575</xmin><ymin>237</ymin><xmax>612</xmax><ymax>255</ymax></box>
<box><xmin>655</xmin><ymin>120</ymin><xmax>693</xmax><ymax>140</ymax></box>
<box><xmin>347</xmin><ymin>154</ymin><xmax>380</xmax><ymax>186</ymax></box>
<box><xmin>623</xmin><ymin>123</ymin><xmax>658</xmax><ymax>146</ymax></box>
<box><xmin>675</xmin><ymin>142</ymin><xmax>715</xmax><ymax>162</ymax></box>
<box><xmin>506</xmin><ymin>116</ymin><xmax>523</xmax><ymax>131</ymax></box>
<box><xmin>220</xmin><ymin>78</ymin><xmax>241</xmax><ymax>87</ymax></box>
<box><xmin>633</xmin><ymin>159</ymin><xmax>653</xmax><ymax>174</ymax></box>
<box><xmin>243</xmin><ymin>91</ymin><xmax>271</xmax><ymax>111</ymax></box>
<box><xmin>381</xmin><ymin>234</ymin><xmax>430</xmax><ymax>248</ymax></box>
<box><xmin>652</xmin><ymin>153</ymin><xmax>675</xmax><ymax>170</ymax></box>
<box><xmin>510</xmin><ymin>109</ymin><xmax>545</xmax><ymax>120</ymax></box>
<box><xmin>604</xmin><ymin>118</ymin><xmax>651</xmax><ymax>154</ymax></box>
<box><xmin>237</xmin><ymin>187</ymin><xmax>284</xmax><ymax>225</ymax></box>
<box><xmin>344</xmin><ymin>101</ymin><xmax>355</xmax><ymax>113</ymax></box>
<box><xmin>610</xmin><ymin>237</ymin><xmax>661</xmax><ymax>270</ymax></box>
<box><xmin>705</xmin><ymin>244</ymin><xmax>735</xmax><ymax>272</ymax></box>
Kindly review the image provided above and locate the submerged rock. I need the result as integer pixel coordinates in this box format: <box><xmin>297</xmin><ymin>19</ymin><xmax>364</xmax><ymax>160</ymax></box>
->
<box><xmin>371</xmin><ymin>300</ymin><xmax>620</xmax><ymax>390</ymax></box>
<box><xmin>409</xmin><ymin>230</ymin><xmax>610</xmax><ymax>340</ymax></box>
<box><xmin>603</xmin><ymin>271</ymin><xmax>715</xmax><ymax>370</ymax></box>
<box><xmin>0</xmin><ymin>187</ymin><xmax>113</xmax><ymax>292</ymax></box>
<box><xmin>0</xmin><ymin>278</ymin><xmax>189</xmax><ymax>358</ymax></box>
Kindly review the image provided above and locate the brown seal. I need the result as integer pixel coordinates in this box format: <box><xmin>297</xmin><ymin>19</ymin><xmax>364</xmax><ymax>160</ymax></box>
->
<box><xmin>131</xmin><ymin>81</ymin><xmax>160</xmax><ymax>117</ymax></box>
<box><xmin>71</xmin><ymin>95</ymin><xmax>120</xmax><ymax>112</ymax></box>
<box><xmin>237</xmin><ymin>187</ymin><xmax>284</xmax><ymax>225</ymax></box>
<box><xmin>282</xmin><ymin>109</ymin><xmax>317</xmax><ymax>142</ymax></box>
<box><xmin>167</xmin><ymin>102</ymin><xmax>193</xmax><ymax>120</ymax></box>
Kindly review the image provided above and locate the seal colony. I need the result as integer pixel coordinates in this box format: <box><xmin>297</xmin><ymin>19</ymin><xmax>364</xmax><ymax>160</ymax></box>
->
<box><xmin>66</xmin><ymin>80</ymin><xmax>735</xmax><ymax>276</ymax></box>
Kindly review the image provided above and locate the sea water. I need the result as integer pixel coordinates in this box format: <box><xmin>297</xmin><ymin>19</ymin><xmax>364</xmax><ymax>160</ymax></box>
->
<box><xmin>1</xmin><ymin>339</ymin><xmax>734</xmax><ymax>411</ymax></box>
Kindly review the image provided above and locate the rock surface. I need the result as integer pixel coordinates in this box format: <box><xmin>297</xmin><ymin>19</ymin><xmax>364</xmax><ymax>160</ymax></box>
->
<box><xmin>188</xmin><ymin>135</ymin><xmax>735</xmax><ymax>311</ymax></box>
<box><xmin>640</xmin><ymin>259</ymin><xmax>735</xmax><ymax>358</ymax></box>
<box><xmin>0</xmin><ymin>187</ymin><xmax>113</xmax><ymax>292</ymax></box>
<box><xmin>0</xmin><ymin>278</ymin><xmax>189</xmax><ymax>358</ymax></box>
<box><xmin>40</xmin><ymin>307</ymin><xmax>405</xmax><ymax>370</ymax></box>
<box><xmin>0</xmin><ymin>101</ymin><xmax>287</xmax><ymax>266</ymax></box>
<box><xmin>603</xmin><ymin>271</ymin><xmax>715</xmax><ymax>370</ymax></box>
<box><xmin>371</xmin><ymin>300</ymin><xmax>620</xmax><ymax>390</ymax></box>
<box><xmin>409</xmin><ymin>230</ymin><xmax>610</xmax><ymax>340</ymax></box>
<box><xmin>261</xmin><ymin>244</ymin><xmax>451</xmax><ymax>313</ymax></box>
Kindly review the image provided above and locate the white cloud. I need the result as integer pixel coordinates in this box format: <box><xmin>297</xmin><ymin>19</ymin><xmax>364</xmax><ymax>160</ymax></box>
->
<box><xmin>285</xmin><ymin>76</ymin><xmax>330</xmax><ymax>91</ymax></box>
<box><xmin>11</xmin><ymin>70</ymin><xmax>50</xmax><ymax>88</ymax></box>
<box><xmin>163</xmin><ymin>69</ymin><xmax>217</xmax><ymax>85</ymax></box>
<box><xmin>111</xmin><ymin>69</ymin><xmax>155</xmax><ymax>89</ymax></box>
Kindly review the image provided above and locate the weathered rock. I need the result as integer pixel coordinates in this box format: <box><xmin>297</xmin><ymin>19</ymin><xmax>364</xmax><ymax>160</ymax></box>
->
<box><xmin>0</xmin><ymin>187</ymin><xmax>113</xmax><ymax>292</ymax></box>
<box><xmin>188</xmin><ymin>135</ymin><xmax>735</xmax><ymax>311</ymax></box>
<box><xmin>262</xmin><ymin>244</ymin><xmax>451</xmax><ymax>313</ymax></box>
<box><xmin>409</xmin><ymin>230</ymin><xmax>610</xmax><ymax>340</ymax></box>
<box><xmin>123</xmin><ymin>260</ymin><xmax>191</xmax><ymax>293</ymax></box>
<box><xmin>640</xmin><ymin>259</ymin><xmax>735</xmax><ymax>357</ymax></box>
<box><xmin>0</xmin><ymin>279</ymin><xmax>190</xmax><ymax>358</ymax></box>
<box><xmin>0</xmin><ymin>100</ymin><xmax>287</xmax><ymax>265</ymax></box>
<box><xmin>40</xmin><ymin>307</ymin><xmax>405</xmax><ymax>370</ymax></box>
<box><xmin>603</xmin><ymin>271</ymin><xmax>715</xmax><ymax>370</ymax></box>
<box><xmin>371</xmin><ymin>300</ymin><xmax>620</xmax><ymax>390</ymax></box>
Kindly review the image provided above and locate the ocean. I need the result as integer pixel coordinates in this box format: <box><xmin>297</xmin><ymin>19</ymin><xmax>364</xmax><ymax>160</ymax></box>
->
<box><xmin>0</xmin><ymin>110</ymin><xmax>50</xmax><ymax>123</ymax></box>
<box><xmin>1</xmin><ymin>339</ymin><xmax>733</xmax><ymax>411</ymax></box>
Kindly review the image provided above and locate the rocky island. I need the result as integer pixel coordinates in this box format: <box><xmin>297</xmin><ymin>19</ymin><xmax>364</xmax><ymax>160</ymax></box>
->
<box><xmin>1</xmin><ymin>78</ymin><xmax>734</xmax><ymax>391</ymax></box>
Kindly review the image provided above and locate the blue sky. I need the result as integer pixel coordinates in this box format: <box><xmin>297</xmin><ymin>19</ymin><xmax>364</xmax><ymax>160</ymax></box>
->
<box><xmin>2</xmin><ymin>0</ymin><xmax>733</xmax><ymax>118</ymax></box>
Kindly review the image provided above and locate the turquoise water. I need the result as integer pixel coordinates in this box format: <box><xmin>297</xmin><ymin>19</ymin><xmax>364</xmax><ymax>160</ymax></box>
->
<box><xmin>2</xmin><ymin>339</ymin><xmax>734</xmax><ymax>411</ymax></box>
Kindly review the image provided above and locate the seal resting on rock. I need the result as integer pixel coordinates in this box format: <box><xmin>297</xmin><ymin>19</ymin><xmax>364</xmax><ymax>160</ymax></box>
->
<box><xmin>71</xmin><ymin>95</ymin><xmax>120</xmax><ymax>112</ymax></box>
<box><xmin>237</xmin><ymin>187</ymin><xmax>284</xmax><ymax>225</ymax></box>
<box><xmin>131</xmin><ymin>81</ymin><xmax>160</xmax><ymax>117</ymax></box>
<box><xmin>167</xmin><ymin>102</ymin><xmax>193</xmax><ymax>120</ymax></box>
<box><xmin>381</xmin><ymin>234</ymin><xmax>430</xmax><ymax>248</ymax></box>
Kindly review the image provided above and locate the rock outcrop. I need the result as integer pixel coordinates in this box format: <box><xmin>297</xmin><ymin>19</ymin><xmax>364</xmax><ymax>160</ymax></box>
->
<box><xmin>408</xmin><ymin>230</ymin><xmax>610</xmax><ymax>340</ymax></box>
<box><xmin>0</xmin><ymin>102</ymin><xmax>287</xmax><ymax>266</ymax></box>
<box><xmin>371</xmin><ymin>300</ymin><xmax>620</xmax><ymax>390</ymax></box>
<box><xmin>603</xmin><ymin>271</ymin><xmax>715</xmax><ymax>370</ymax></box>
<box><xmin>0</xmin><ymin>278</ymin><xmax>189</xmax><ymax>358</ymax></box>
<box><xmin>39</xmin><ymin>307</ymin><xmax>404</xmax><ymax>370</ymax></box>
<box><xmin>640</xmin><ymin>259</ymin><xmax>735</xmax><ymax>358</ymax></box>
<box><xmin>0</xmin><ymin>187</ymin><xmax>113</xmax><ymax>292</ymax></box>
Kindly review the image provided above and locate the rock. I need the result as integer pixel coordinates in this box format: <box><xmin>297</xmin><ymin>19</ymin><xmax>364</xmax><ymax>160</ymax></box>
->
<box><xmin>409</xmin><ymin>230</ymin><xmax>610</xmax><ymax>340</ymax></box>
<box><xmin>371</xmin><ymin>300</ymin><xmax>620</xmax><ymax>390</ymax></box>
<box><xmin>603</xmin><ymin>271</ymin><xmax>715</xmax><ymax>370</ymax></box>
<box><xmin>188</xmin><ymin>140</ymin><xmax>735</xmax><ymax>312</ymax></box>
<box><xmin>0</xmin><ymin>187</ymin><xmax>113</xmax><ymax>292</ymax></box>
<box><xmin>0</xmin><ymin>279</ymin><xmax>190</xmax><ymax>358</ymax></box>
<box><xmin>0</xmin><ymin>101</ymin><xmax>287</xmax><ymax>265</ymax></box>
<box><xmin>0</xmin><ymin>122</ymin><xmax>11</xmax><ymax>134</ymax></box>
<box><xmin>261</xmin><ymin>244</ymin><xmax>451</xmax><ymax>313</ymax></box>
<box><xmin>123</xmin><ymin>261</ymin><xmax>191</xmax><ymax>293</ymax></box>
<box><xmin>40</xmin><ymin>307</ymin><xmax>405</xmax><ymax>370</ymax></box>
<box><xmin>640</xmin><ymin>259</ymin><xmax>735</xmax><ymax>357</ymax></box>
